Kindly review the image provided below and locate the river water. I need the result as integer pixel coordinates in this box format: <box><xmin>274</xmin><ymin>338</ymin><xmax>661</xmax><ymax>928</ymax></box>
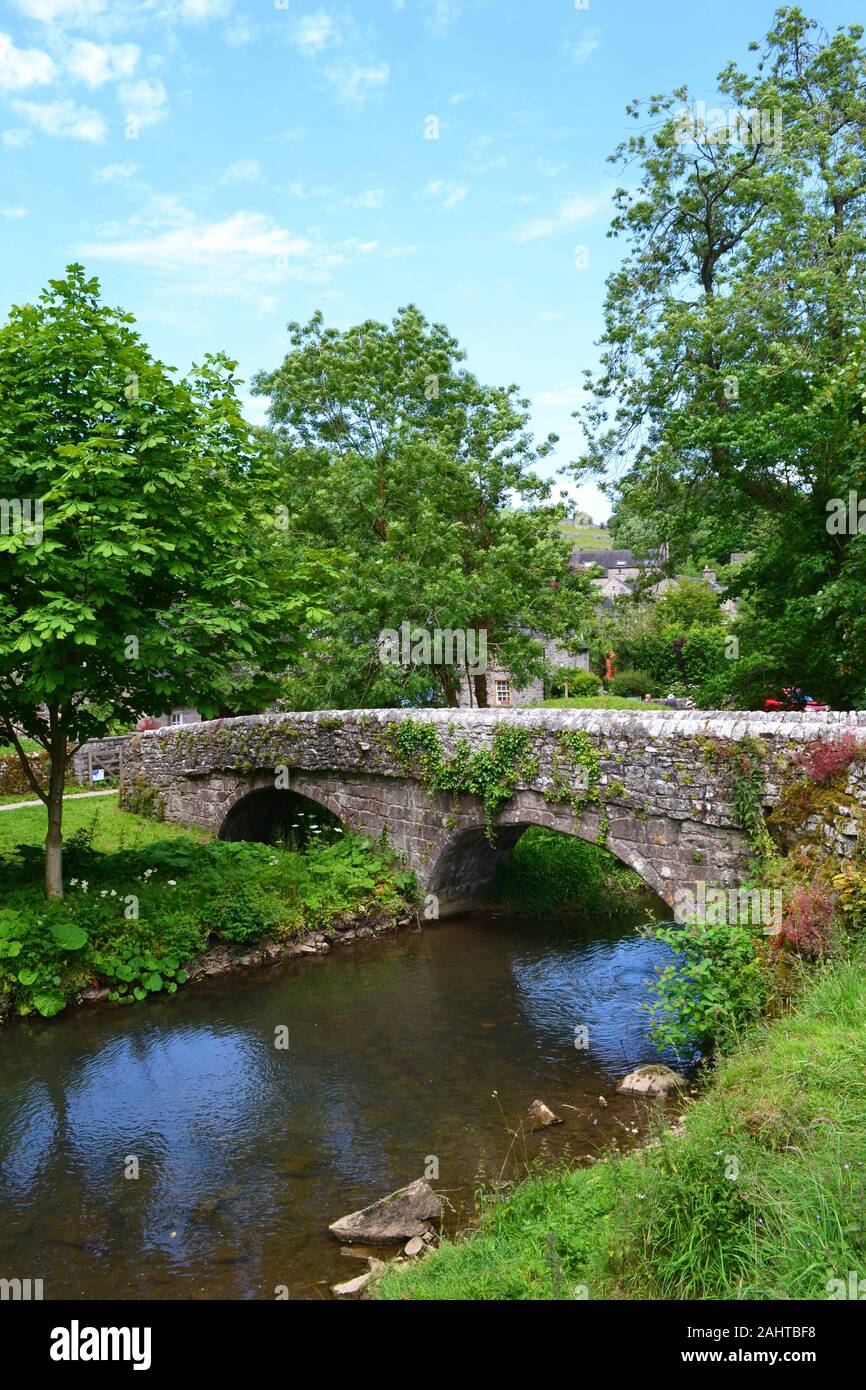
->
<box><xmin>0</xmin><ymin>906</ymin><xmax>676</xmax><ymax>1299</ymax></box>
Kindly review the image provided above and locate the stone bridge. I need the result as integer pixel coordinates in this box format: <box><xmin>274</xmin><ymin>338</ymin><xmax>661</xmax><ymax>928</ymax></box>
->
<box><xmin>119</xmin><ymin>709</ymin><xmax>866</xmax><ymax>916</ymax></box>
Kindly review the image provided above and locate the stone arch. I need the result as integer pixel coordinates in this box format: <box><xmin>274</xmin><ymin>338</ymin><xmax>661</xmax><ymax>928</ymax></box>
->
<box><xmin>427</xmin><ymin>796</ymin><xmax>672</xmax><ymax>916</ymax></box>
<box><xmin>218</xmin><ymin>783</ymin><xmax>347</xmax><ymax>844</ymax></box>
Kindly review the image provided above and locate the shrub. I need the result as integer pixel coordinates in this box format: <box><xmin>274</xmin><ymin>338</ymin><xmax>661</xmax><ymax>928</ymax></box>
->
<box><xmin>645</xmin><ymin>918</ymin><xmax>771</xmax><ymax>1055</ymax></box>
<box><xmin>773</xmin><ymin>878</ymin><xmax>837</xmax><ymax>959</ymax></box>
<box><xmin>608</xmin><ymin>669</ymin><xmax>654</xmax><ymax>698</ymax></box>
<box><xmin>796</xmin><ymin>733</ymin><xmax>864</xmax><ymax>786</ymax></box>
<box><xmin>547</xmin><ymin>669</ymin><xmax>601</xmax><ymax>699</ymax></box>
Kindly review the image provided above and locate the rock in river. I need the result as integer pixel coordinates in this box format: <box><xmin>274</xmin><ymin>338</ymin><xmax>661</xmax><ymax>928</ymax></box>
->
<box><xmin>617</xmin><ymin>1064</ymin><xmax>686</xmax><ymax>1098</ymax></box>
<box><xmin>528</xmin><ymin>1099</ymin><xmax>562</xmax><ymax>1131</ymax></box>
<box><xmin>329</xmin><ymin>1179</ymin><xmax>442</xmax><ymax>1243</ymax></box>
<box><xmin>332</xmin><ymin>1272</ymin><xmax>371</xmax><ymax>1298</ymax></box>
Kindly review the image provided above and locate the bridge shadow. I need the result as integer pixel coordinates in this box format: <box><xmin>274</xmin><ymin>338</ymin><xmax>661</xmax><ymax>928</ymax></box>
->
<box><xmin>219</xmin><ymin>788</ymin><xmax>344</xmax><ymax>848</ymax></box>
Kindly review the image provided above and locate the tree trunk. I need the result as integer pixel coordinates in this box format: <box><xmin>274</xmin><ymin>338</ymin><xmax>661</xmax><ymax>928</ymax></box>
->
<box><xmin>45</xmin><ymin>720</ymin><xmax>67</xmax><ymax>900</ymax></box>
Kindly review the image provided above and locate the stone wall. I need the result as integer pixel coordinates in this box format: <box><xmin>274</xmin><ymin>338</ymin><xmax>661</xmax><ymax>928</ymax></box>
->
<box><xmin>119</xmin><ymin>708</ymin><xmax>866</xmax><ymax>916</ymax></box>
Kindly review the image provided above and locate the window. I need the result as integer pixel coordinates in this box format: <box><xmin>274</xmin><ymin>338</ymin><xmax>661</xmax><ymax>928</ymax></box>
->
<box><xmin>170</xmin><ymin>711</ymin><xmax>183</xmax><ymax>726</ymax></box>
<box><xmin>495</xmin><ymin>680</ymin><xmax>511</xmax><ymax>706</ymax></box>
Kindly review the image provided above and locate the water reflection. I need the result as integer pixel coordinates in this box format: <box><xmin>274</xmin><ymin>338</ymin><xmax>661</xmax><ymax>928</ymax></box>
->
<box><xmin>0</xmin><ymin>907</ymin><xmax>675</xmax><ymax>1299</ymax></box>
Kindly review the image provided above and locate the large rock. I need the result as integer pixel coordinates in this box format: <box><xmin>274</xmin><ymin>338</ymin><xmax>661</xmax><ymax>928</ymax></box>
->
<box><xmin>617</xmin><ymin>1064</ymin><xmax>686</xmax><ymax>1098</ymax></box>
<box><xmin>528</xmin><ymin>1099</ymin><xmax>562</xmax><ymax>1131</ymax></box>
<box><xmin>331</xmin><ymin>1273</ymin><xmax>371</xmax><ymax>1298</ymax></box>
<box><xmin>329</xmin><ymin>1179</ymin><xmax>442</xmax><ymax>1243</ymax></box>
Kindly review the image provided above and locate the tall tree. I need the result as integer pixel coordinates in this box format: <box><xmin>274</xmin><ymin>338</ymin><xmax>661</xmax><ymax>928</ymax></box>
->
<box><xmin>0</xmin><ymin>266</ymin><xmax>332</xmax><ymax>898</ymax></box>
<box><xmin>576</xmin><ymin>7</ymin><xmax>866</xmax><ymax>705</ymax></box>
<box><xmin>254</xmin><ymin>306</ymin><xmax>594</xmax><ymax>708</ymax></box>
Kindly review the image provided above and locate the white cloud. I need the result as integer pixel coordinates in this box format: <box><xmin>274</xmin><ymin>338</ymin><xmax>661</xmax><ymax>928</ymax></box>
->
<box><xmin>569</xmin><ymin>31</ymin><xmax>601</xmax><ymax>66</ymax></box>
<box><xmin>423</xmin><ymin>178</ymin><xmax>468</xmax><ymax>209</ymax></box>
<box><xmin>177</xmin><ymin>0</ymin><xmax>232</xmax><ymax>20</ymax></box>
<box><xmin>340</xmin><ymin>187</ymin><xmax>384</xmax><ymax>209</ymax></box>
<box><xmin>11</xmin><ymin>96</ymin><xmax>105</xmax><ymax>140</ymax></box>
<box><xmin>221</xmin><ymin>156</ymin><xmax>262</xmax><ymax>183</ymax></box>
<box><xmin>77</xmin><ymin>197</ymin><xmax>415</xmax><ymax>308</ymax></box>
<box><xmin>93</xmin><ymin>160</ymin><xmax>138</xmax><ymax>181</ymax></box>
<box><xmin>537</xmin><ymin>157</ymin><xmax>568</xmax><ymax>177</ymax></box>
<box><xmin>225</xmin><ymin>15</ymin><xmax>253</xmax><ymax>46</ymax></box>
<box><xmin>14</xmin><ymin>0</ymin><xmax>107</xmax><ymax>25</ymax></box>
<box><xmin>67</xmin><ymin>40</ymin><xmax>139</xmax><ymax>87</ymax></box>
<box><xmin>533</xmin><ymin>381</ymin><xmax>585</xmax><ymax>407</ymax></box>
<box><xmin>0</xmin><ymin>32</ymin><xmax>56</xmax><ymax>91</ymax></box>
<box><xmin>322</xmin><ymin>58</ymin><xmax>388</xmax><ymax>107</ymax></box>
<box><xmin>2</xmin><ymin>205</ymin><xmax>28</xmax><ymax>218</ymax></box>
<box><xmin>1</xmin><ymin>127</ymin><xmax>32</xmax><ymax>146</ymax></box>
<box><xmin>422</xmin><ymin>0</ymin><xmax>461</xmax><ymax>36</ymax></box>
<box><xmin>268</xmin><ymin>125</ymin><xmax>306</xmax><ymax>143</ymax></box>
<box><xmin>291</xmin><ymin>10</ymin><xmax>338</xmax><ymax>56</ymax></box>
<box><xmin>118</xmin><ymin>77</ymin><xmax>167</xmax><ymax>130</ymax></box>
<box><xmin>511</xmin><ymin>188</ymin><xmax>611</xmax><ymax>242</ymax></box>
<box><xmin>81</xmin><ymin>209</ymin><xmax>313</xmax><ymax>271</ymax></box>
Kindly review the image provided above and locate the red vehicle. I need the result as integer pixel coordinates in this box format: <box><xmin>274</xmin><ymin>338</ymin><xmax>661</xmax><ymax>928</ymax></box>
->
<box><xmin>764</xmin><ymin>687</ymin><xmax>829</xmax><ymax>713</ymax></box>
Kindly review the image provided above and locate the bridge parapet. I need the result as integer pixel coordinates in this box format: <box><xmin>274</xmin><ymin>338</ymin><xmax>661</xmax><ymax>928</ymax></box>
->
<box><xmin>120</xmin><ymin>709</ymin><xmax>866</xmax><ymax>915</ymax></box>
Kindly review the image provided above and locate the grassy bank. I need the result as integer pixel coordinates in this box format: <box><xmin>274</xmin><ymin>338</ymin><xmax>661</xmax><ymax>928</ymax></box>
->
<box><xmin>378</xmin><ymin>943</ymin><xmax>866</xmax><ymax>1300</ymax></box>
<box><xmin>0</xmin><ymin>801</ymin><xmax>417</xmax><ymax>1020</ymax></box>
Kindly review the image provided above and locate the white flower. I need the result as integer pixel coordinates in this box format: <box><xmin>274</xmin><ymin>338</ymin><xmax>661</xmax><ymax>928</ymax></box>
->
<box><xmin>168</xmin><ymin>879</ymin><xmax>177</xmax><ymax>887</ymax></box>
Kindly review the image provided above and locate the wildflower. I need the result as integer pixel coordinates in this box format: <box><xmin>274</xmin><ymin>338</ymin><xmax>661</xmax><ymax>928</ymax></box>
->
<box><xmin>168</xmin><ymin>879</ymin><xmax>177</xmax><ymax>887</ymax></box>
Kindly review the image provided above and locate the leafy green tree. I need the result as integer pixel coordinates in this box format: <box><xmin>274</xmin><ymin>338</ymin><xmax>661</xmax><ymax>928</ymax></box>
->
<box><xmin>0</xmin><ymin>266</ymin><xmax>332</xmax><ymax>898</ymax></box>
<box><xmin>576</xmin><ymin>8</ymin><xmax>866</xmax><ymax>706</ymax></box>
<box><xmin>254</xmin><ymin>306</ymin><xmax>594</xmax><ymax>707</ymax></box>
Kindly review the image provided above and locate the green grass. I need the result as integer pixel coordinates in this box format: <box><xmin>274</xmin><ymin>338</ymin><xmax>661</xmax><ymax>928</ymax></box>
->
<box><xmin>0</xmin><ymin>794</ymin><xmax>210</xmax><ymax>853</ymax></box>
<box><xmin>0</xmin><ymin>808</ymin><xmax>417</xmax><ymax>1019</ymax></box>
<box><xmin>532</xmin><ymin>696</ymin><xmax>669</xmax><ymax>711</ymax></box>
<box><xmin>557</xmin><ymin>524</ymin><xmax>612</xmax><ymax>550</ymax></box>
<box><xmin>378</xmin><ymin>944</ymin><xmax>866</xmax><ymax>1300</ymax></box>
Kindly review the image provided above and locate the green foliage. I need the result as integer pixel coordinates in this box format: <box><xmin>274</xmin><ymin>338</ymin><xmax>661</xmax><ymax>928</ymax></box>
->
<box><xmin>546</xmin><ymin>668</ymin><xmax>601</xmax><ymax>699</ymax></box>
<box><xmin>492</xmin><ymin>827</ymin><xmax>647</xmax><ymax>917</ymax></box>
<box><xmin>0</xmin><ymin>822</ymin><xmax>417</xmax><ymax>1019</ymax></box>
<box><xmin>0</xmin><ymin>265</ymin><xmax>337</xmax><ymax>897</ymax></box>
<box><xmin>645</xmin><ymin>918</ymin><xmax>771</xmax><ymax>1054</ymax></box>
<box><xmin>576</xmin><ymin>12</ymin><xmax>866</xmax><ymax>708</ymax></box>
<box><xmin>731</xmin><ymin>738</ymin><xmax>774</xmax><ymax>861</ymax></box>
<box><xmin>608</xmin><ymin>669</ymin><xmax>654</xmax><ymax>698</ymax></box>
<box><xmin>393</xmin><ymin>720</ymin><xmax>538</xmax><ymax>840</ymax></box>
<box><xmin>253</xmin><ymin>304</ymin><xmax>596</xmax><ymax>709</ymax></box>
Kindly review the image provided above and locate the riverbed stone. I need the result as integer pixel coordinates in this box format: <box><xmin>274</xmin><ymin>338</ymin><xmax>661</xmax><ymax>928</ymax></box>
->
<box><xmin>332</xmin><ymin>1272</ymin><xmax>371</xmax><ymax>1297</ymax></box>
<box><xmin>404</xmin><ymin>1235</ymin><xmax>425</xmax><ymax>1257</ymax></box>
<box><xmin>528</xmin><ymin>1099</ymin><xmax>562</xmax><ymax>1131</ymax></box>
<box><xmin>329</xmin><ymin>1179</ymin><xmax>442</xmax><ymax>1243</ymax></box>
<box><xmin>617</xmin><ymin>1064</ymin><xmax>687</xmax><ymax>1098</ymax></box>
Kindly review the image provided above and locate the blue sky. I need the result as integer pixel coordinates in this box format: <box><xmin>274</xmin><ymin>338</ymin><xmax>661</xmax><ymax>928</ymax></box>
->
<box><xmin>1</xmin><ymin>0</ymin><xmax>864</xmax><ymax>521</ymax></box>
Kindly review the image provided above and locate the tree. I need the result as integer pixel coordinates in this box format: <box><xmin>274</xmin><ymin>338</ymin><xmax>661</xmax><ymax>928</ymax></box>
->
<box><xmin>0</xmin><ymin>266</ymin><xmax>333</xmax><ymax>898</ymax></box>
<box><xmin>254</xmin><ymin>306</ymin><xmax>594</xmax><ymax>707</ymax></box>
<box><xmin>576</xmin><ymin>8</ymin><xmax>866</xmax><ymax>706</ymax></box>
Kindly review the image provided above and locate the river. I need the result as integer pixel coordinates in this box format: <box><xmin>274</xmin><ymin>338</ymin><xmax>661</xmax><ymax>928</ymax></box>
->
<box><xmin>0</xmin><ymin>904</ymin><xmax>676</xmax><ymax>1299</ymax></box>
